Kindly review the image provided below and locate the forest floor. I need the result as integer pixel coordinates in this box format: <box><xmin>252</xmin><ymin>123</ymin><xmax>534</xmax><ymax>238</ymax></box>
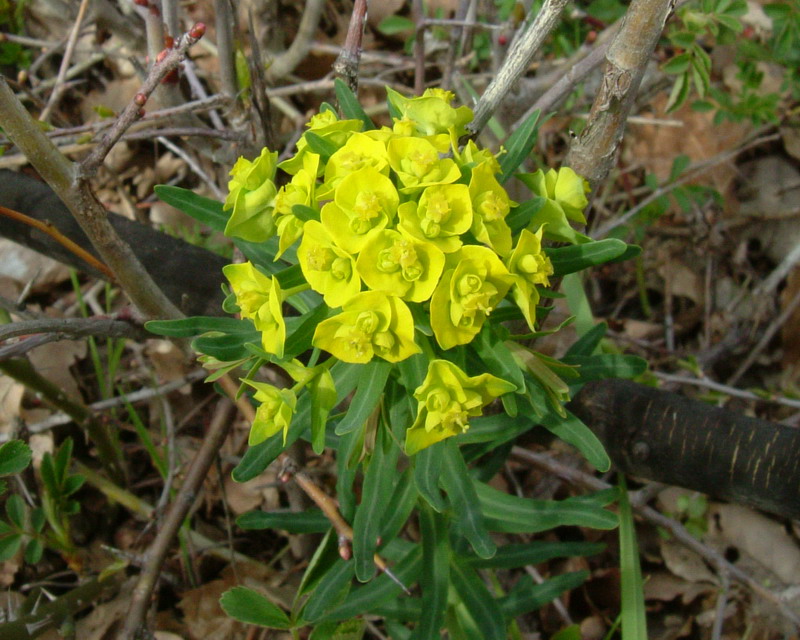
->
<box><xmin>1</xmin><ymin>0</ymin><xmax>799</xmax><ymax>638</ymax></box>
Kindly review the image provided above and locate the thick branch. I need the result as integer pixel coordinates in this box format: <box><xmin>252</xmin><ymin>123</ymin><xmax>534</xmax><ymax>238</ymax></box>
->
<box><xmin>568</xmin><ymin>379</ymin><xmax>800</xmax><ymax>521</ymax></box>
<box><xmin>468</xmin><ymin>0</ymin><xmax>570</xmax><ymax>137</ymax></box>
<box><xmin>564</xmin><ymin>0</ymin><xmax>672</xmax><ymax>190</ymax></box>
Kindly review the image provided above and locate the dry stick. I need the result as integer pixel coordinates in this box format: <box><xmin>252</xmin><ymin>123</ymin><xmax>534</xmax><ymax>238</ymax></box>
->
<box><xmin>413</xmin><ymin>0</ymin><xmax>426</xmax><ymax>95</ymax></box>
<box><xmin>468</xmin><ymin>0</ymin><xmax>570</xmax><ymax>137</ymax></box>
<box><xmin>266</xmin><ymin>0</ymin><xmax>326</xmax><ymax>83</ymax></box>
<box><xmin>120</xmin><ymin>397</ymin><xmax>235</xmax><ymax>639</ymax></box>
<box><xmin>653</xmin><ymin>371</ymin><xmax>800</xmax><ymax>411</ymax></box>
<box><xmin>727</xmin><ymin>287</ymin><xmax>800</xmax><ymax>386</ymax></box>
<box><xmin>156</xmin><ymin>135</ymin><xmax>225</xmax><ymax>199</ymax></box>
<box><xmin>442</xmin><ymin>0</ymin><xmax>473</xmax><ymax>90</ymax></box>
<box><xmin>39</xmin><ymin>0</ymin><xmax>91</xmax><ymax>123</ymax></box>
<box><xmin>333</xmin><ymin>0</ymin><xmax>369</xmax><ymax>94</ymax></box>
<box><xmin>509</xmin><ymin>446</ymin><xmax>800</xmax><ymax>628</ymax></box>
<box><xmin>213</xmin><ymin>0</ymin><xmax>238</xmax><ymax>100</ymax></box>
<box><xmin>564</xmin><ymin>0</ymin><xmax>673</xmax><ymax>192</ymax></box>
<box><xmin>0</xmin><ymin>316</ymin><xmax>144</xmax><ymax>343</ymax></box>
<box><xmin>0</xmin><ymin>204</ymin><xmax>114</xmax><ymax>279</ymax></box>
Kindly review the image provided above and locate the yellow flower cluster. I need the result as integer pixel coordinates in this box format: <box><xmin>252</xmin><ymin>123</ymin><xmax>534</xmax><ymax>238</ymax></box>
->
<box><xmin>220</xmin><ymin>87</ymin><xmax>585</xmax><ymax>452</ymax></box>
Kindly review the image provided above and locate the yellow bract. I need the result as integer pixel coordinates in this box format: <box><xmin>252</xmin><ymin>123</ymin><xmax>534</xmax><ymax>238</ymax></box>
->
<box><xmin>312</xmin><ymin>291</ymin><xmax>420</xmax><ymax>364</ymax></box>
<box><xmin>223</xmin><ymin>147</ymin><xmax>278</xmax><ymax>242</ymax></box>
<box><xmin>405</xmin><ymin>360</ymin><xmax>516</xmax><ymax>455</ymax></box>
<box><xmin>506</xmin><ymin>227</ymin><xmax>554</xmax><ymax>330</ymax></box>
<box><xmin>222</xmin><ymin>262</ymin><xmax>286</xmax><ymax>358</ymax></box>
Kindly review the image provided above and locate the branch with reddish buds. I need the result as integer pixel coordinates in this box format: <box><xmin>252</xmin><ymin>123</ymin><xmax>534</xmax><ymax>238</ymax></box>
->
<box><xmin>80</xmin><ymin>23</ymin><xmax>206</xmax><ymax>177</ymax></box>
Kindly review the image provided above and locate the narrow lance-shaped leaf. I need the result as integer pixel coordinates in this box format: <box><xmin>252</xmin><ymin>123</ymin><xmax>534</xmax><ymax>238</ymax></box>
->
<box><xmin>416</xmin><ymin>501</ymin><xmax>451</xmax><ymax>640</ymax></box>
<box><xmin>440</xmin><ymin>440</ymin><xmax>496</xmax><ymax>559</ymax></box>
<box><xmin>334</xmin><ymin>360</ymin><xmax>392</xmax><ymax>435</ymax></box>
<box><xmin>619</xmin><ymin>476</ymin><xmax>648</xmax><ymax>640</ymax></box>
<box><xmin>414</xmin><ymin>441</ymin><xmax>447</xmax><ymax>512</ymax></box>
<box><xmin>353</xmin><ymin>424</ymin><xmax>399</xmax><ymax>582</ymax></box>
<box><xmin>539</xmin><ymin>409</ymin><xmax>611</xmax><ymax>473</ymax></box>
<box><xmin>334</xmin><ymin>78</ymin><xmax>375</xmax><ymax>130</ymax></box>
<box><xmin>449</xmin><ymin>561</ymin><xmax>506</xmax><ymax>640</ymax></box>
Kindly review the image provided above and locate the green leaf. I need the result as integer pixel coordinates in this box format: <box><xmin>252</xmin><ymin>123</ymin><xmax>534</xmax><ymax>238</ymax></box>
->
<box><xmin>24</xmin><ymin>537</ymin><xmax>43</xmax><ymax>564</ymax></box>
<box><xmin>379</xmin><ymin>468</ymin><xmax>418</xmax><ymax>544</ymax></box>
<box><xmin>498</xmin><ymin>571</ymin><xmax>588</xmax><ymax>619</ymax></box>
<box><xmin>506</xmin><ymin>197</ymin><xmax>546</xmax><ymax>233</ymax></box>
<box><xmin>619</xmin><ymin>477</ymin><xmax>647</xmax><ymax>640</ymax></box>
<box><xmin>146</xmin><ymin>316</ymin><xmax>255</xmax><ymax>339</ymax></box>
<box><xmin>303</xmin><ymin>560</ymin><xmax>355</xmax><ymax>622</ymax></box>
<box><xmin>5</xmin><ymin>494</ymin><xmax>24</xmax><ymax>529</ymax></box>
<box><xmin>193</xmin><ymin>329</ymin><xmax>260</xmax><ymax>362</ymax></box>
<box><xmin>292</xmin><ymin>203</ymin><xmax>320</xmax><ymax>223</ymax></box>
<box><xmin>353</xmin><ymin>425</ymin><xmax>399</xmax><ymax>582</ymax></box>
<box><xmin>237</xmin><ymin>509</ymin><xmax>331</xmax><ymax>533</ymax></box>
<box><xmin>475</xmin><ymin>481</ymin><xmax>618</xmax><ymax>533</ymax></box>
<box><xmin>456</xmin><ymin>412</ymin><xmax>535</xmax><ymax>446</ymax></box>
<box><xmin>334</xmin><ymin>360</ymin><xmax>391</xmax><ymax>435</ymax></box>
<box><xmin>0</xmin><ymin>533</ymin><xmax>22</xmax><ymax>561</ymax></box>
<box><xmin>499</xmin><ymin>109</ymin><xmax>541</xmax><ymax>182</ymax></box>
<box><xmin>377</xmin><ymin>14</ymin><xmax>415</xmax><ymax>35</ymax></box>
<box><xmin>547</xmin><ymin>239</ymin><xmax>629</xmax><ymax>276</ymax></box>
<box><xmin>310</xmin><ymin>368</ymin><xmax>338</xmax><ymax>455</ymax></box>
<box><xmin>305</xmin><ymin>131</ymin><xmax>340</xmax><ymax>160</ymax></box>
<box><xmin>565</xmin><ymin>322</ymin><xmax>607</xmax><ymax>358</ymax></box>
<box><xmin>62</xmin><ymin>474</ymin><xmax>85</xmax><ymax>497</ymax></box>
<box><xmin>414</xmin><ymin>442</ymin><xmax>447</xmax><ymax>512</ymax></box>
<box><xmin>450</xmin><ymin>562</ymin><xmax>506</xmax><ymax>640</ymax></box>
<box><xmin>464</xmin><ymin>541</ymin><xmax>604</xmax><ymax>569</ymax></box>
<box><xmin>560</xmin><ymin>354</ymin><xmax>648</xmax><ymax>382</ymax></box>
<box><xmin>155</xmin><ymin>185</ymin><xmax>228</xmax><ymax>230</ymax></box>
<box><xmin>662</xmin><ymin>52</ymin><xmax>692</xmax><ymax>74</ymax></box>
<box><xmin>472</xmin><ymin>328</ymin><xmax>525</xmax><ymax>392</ymax></box>
<box><xmin>416</xmin><ymin>502</ymin><xmax>450</xmax><ymax>640</ymax></box>
<box><xmin>0</xmin><ymin>440</ymin><xmax>31</xmax><ymax>476</ymax></box>
<box><xmin>665</xmin><ymin>73</ymin><xmax>689</xmax><ymax>112</ymax></box>
<box><xmin>322</xmin><ymin>545</ymin><xmax>423</xmax><ymax>622</ymax></box>
<box><xmin>441</xmin><ymin>441</ymin><xmax>496</xmax><ymax>559</ymax></box>
<box><xmin>540</xmin><ymin>410</ymin><xmax>611</xmax><ymax>472</ymax></box>
<box><xmin>220</xmin><ymin>587</ymin><xmax>292</xmax><ymax>629</ymax></box>
<box><xmin>334</xmin><ymin>78</ymin><xmax>375</xmax><ymax>130</ymax></box>
<box><xmin>285</xmin><ymin>304</ymin><xmax>329</xmax><ymax>361</ymax></box>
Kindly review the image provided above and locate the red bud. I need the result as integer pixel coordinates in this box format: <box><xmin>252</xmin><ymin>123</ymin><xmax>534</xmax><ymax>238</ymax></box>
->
<box><xmin>134</xmin><ymin>93</ymin><xmax>147</xmax><ymax>106</ymax></box>
<box><xmin>133</xmin><ymin>0</ymin><xmax>149</xmax><ymax>6</ymax></box>
<box><xmin>498</xmin><ymin>34</ymin><xmax>508</xmax><ymax>46</ymax></box>
<box><xmin>189</xmin><ymin>22</ymin><xmax>206</xmax><ymax>39</ymax></box>
<box><xmin>137</xmin><ymin>108</ymin><xmax>146</xmax><ymax>118</ymax></box>
<box><xmin>164</xmin><ymin>35</ymin><xmax>175</xmax><ymax>49</ymax></box>
<box><xmin>155</xmin><ymin>48</ymin><xmax>169</xmax><ymax>64</ymax></box>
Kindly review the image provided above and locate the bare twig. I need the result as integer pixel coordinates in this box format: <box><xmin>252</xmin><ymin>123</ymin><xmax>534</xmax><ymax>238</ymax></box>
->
<box><xmin>564</xmin><ymin>0</ymin><xmax>673</xmax><ymax>191</ymax></box>
<box><xmin>413</xmin><ymin>0</ymin><xmax>426</xmax><ymax>95</ymax></box>
<box><xmin>213</xmin><ymin>0</ymin><xmax>238</xmax><ymax>99</ymax></box>
<box><xmin>39</xmin><ymin>0</ymin><xmax>91</xmax><ymax>123</ymax></box>
<box><xmin>653</xmin><ymin>371</ymin><xmax>800</xmax><ymax>410</ymax></box>
<box><xmin>0</xmin><ymin>316</ymin><xmax>144</xmax><ymax>343</ymax></box>
<box><xmin>155</xmin><ymin>135</ymin><xmax>225</xmax><ymax>200</ymax></box>
<box><xmin>333</xmin><ymin>0</ymin><xmax>368</xmax><ymax>94</ymax></box>
<box><xmin>121</xmin><ymin>397</ymin><xmax>235</xmax><ymax>638</ymax></box>
<box><xmin>468</xmin><ymin>0</ymin><xmax>570</xmax><ymax>137</ymax></box>
<box><xmin>510</xmin><ymin>446</ymin><xmax>800</xmax><ymax>628</ymax></box>
<box><xmin>266</xmin><ymin>0</ymin><xmax>326</xmax><ymax>83</ymax></box>
<box><xmin>727</xmin><ymin>287</ymin><xmax>800</xmax><ymax>385</ymax></box>
<box><xmin>81</xmin><ymin>26</ymin><xmax>206</xmax><ymax>175</ymax></box>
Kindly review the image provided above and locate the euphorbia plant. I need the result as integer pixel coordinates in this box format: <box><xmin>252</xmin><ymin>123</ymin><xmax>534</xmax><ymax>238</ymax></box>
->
<box><xmin>149</xmin><ymin>80</ymin><xmax>645</xmax><ymax>639</ymax></box>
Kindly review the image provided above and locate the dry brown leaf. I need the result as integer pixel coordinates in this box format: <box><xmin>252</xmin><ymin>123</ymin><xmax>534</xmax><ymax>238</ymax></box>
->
<box><xmin>659</xmin><ymin>537</ymin><xmax>717</xmax><ymax>585</ymax></box>
<box><xmin>146</xmin><ymin>339</ymin><xmax>190</xmax><ymax>392</ymax></box>
<box><xmin>625</xmin><ymin>94</ymin><xmax>750</xmax><ymax>199</ymax></box>
<box><xmin>644</xmin><ymin>571</ymin><xmax>714</xmax><ymax>604</ymax></box>
<box><xmin>223</xmin><ymin>467</ymin><xmax>280</xmax><ymax>516</ymax></box>
<box><xmin>27</xmin><ymin>337</ymin><xmax>86</xmax><ymax>403</ymax></box>
<box><xmin>707</xmin><ymin>503</ymin><xmax>800</xmax><ymax>585</ymax></box>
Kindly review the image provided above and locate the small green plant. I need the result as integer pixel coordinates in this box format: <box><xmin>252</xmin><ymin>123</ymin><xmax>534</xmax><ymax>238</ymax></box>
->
<box><xmin>0</xmin><ymin>0</ymin><xmax>31</xmax><ymax>70</ymax></box>
<box><xmin>0</xmin><ymin>438</ymin><xmax>85</xmax><ymax>568</ymax></box>
<box><xmin>149</xmin><ymin>81</ymin><xmax>646</xmax><ymax>637</ymax></box>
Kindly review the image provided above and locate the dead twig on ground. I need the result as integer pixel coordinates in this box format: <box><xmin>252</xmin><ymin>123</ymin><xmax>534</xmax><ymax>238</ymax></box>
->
<box><xmin>121</xmin><ymin>397</ymin><xmax>235</xmax><ymax>638</ymax></box>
